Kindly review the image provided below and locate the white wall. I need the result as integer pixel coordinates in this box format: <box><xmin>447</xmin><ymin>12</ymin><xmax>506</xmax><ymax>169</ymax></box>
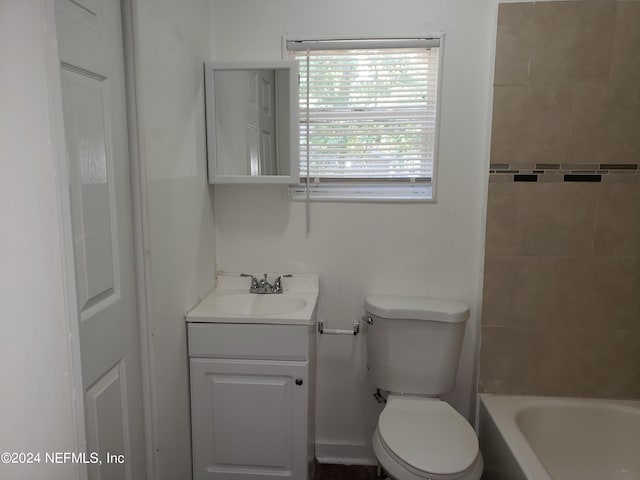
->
<box><xmin>0</xmin><ymin>2</ymin><xmax>80</xmax><ymax>479</ymax></box>
<box><xmin>133</xmin><ymin>1</ymin><xmax>216</xmax><ymax>478</ymax></box>
<box><xmin>211</xmin><ymin>0</ymin><xmax>496</xmax><ymax>463</ymax></box>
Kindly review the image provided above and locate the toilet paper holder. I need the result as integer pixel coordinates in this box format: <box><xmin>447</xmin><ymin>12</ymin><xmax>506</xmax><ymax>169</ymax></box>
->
<box><xmin>317</xmin><ymin>321</ymin><xmax>360</xmax><ymax>335</ymax></box>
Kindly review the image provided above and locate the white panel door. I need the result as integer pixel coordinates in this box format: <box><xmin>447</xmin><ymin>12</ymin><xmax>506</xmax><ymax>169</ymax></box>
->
<box><xmin>190</xmin><ymin>359</ymin><xmax>308</xmax><ymax>480</ymax></box>
<box><xmin>55</xmin><ymin>1</ymin><xmax>146</xmax><ymax>479</ymax></box>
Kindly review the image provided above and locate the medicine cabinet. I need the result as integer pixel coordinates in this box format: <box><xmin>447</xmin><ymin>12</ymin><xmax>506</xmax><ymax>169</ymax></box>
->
<box><xmin>204</xmin><ymin>61</ymin><xmax>299</xmax><ymax>184</ymax></box>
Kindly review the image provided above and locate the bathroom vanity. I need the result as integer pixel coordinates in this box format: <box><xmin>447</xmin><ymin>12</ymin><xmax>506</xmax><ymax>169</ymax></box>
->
<box><xmin>186</xmin><ymin>274</ymin><xmax>318</xmax><ymax>480</ymax></box>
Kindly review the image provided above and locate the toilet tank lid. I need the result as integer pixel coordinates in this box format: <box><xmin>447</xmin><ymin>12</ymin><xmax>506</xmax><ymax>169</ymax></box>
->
<box><xmin>365</xmin><ymin>295</ymin><xmax>469</xmax><ymax>323</ymax></box>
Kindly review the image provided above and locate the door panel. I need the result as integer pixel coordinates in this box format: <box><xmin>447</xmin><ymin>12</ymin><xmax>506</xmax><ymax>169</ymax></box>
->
<box><xmin>258</xmin><ymin>71</ymin><xmax>276</xmax><ymax>174</ymax></box>
<box><xmin>190</xmin><ymin>359</ymin><xmax>308</xmax><ymax>480</ymax></box>
<box><xmin>245</xmin><ymin>71</ymin><xmax>260</xmax><ymax>175</ymax></box>
<box><xmin>56</xmin><ymin>1</ymin><xmax>146</xmax><ymax>479</ymax></box>
<box><xmin>61</xmin><ymin>67</ymin><xmax>117</xmax><ymax>313</ymax></box>
<box><xmin>211</xmin><ymin>374</ymin><xmax>290</xmax><ymax>467</ymax></box>
<box><xmin>85</xmin><ymin>359</ymin><xmax>130</xmax><ymax>479</ymax></box>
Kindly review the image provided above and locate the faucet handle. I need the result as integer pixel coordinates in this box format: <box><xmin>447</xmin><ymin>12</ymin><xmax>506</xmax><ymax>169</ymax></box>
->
<box><xmin>240</xmin><ymin>273</ymin><xmax>259</xmax><ymax>290</ymax></box>
<box><xmin>272</xmin><ymin>274</ymin><xmax>292</xmax><ymax>293</ymax></box>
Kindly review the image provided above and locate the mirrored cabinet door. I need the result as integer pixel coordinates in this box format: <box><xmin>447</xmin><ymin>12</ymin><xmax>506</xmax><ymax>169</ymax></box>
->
<box><xmin>205</xmin><ymin>62</ymin><xmax>299</xmax><ymax>184</ymax></box>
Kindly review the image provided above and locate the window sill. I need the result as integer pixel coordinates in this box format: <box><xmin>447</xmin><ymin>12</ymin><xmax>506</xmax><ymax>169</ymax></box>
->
<box><xmin>287</xmin><ymin>183</ymin><xmax>434</xmax><ymax>203</ymax></box>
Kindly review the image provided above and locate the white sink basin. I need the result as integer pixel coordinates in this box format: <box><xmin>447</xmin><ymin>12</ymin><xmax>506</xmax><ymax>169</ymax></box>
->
<box><xmin>186</xmin><ymin>274</ymin><xmax>319</xmax><ymax>325</ymax></box>
<box><xmin>207</xmin><ymin>293</ymin><xmax>307</xmax><ymax>316</ymax></box>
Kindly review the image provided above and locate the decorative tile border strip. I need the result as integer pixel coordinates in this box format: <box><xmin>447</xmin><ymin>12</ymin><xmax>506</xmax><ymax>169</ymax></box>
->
<box><xmin>489</xmin><ymin>163</ymin><xmax>640</xmax><ymax>183</ymax></box>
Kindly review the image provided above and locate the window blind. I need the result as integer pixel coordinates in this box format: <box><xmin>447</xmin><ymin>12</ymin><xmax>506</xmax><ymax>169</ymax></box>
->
<box><xmin>288</xmin><ymin>39</ymin><xmax>440</xmax><ymax>184</ymax></box>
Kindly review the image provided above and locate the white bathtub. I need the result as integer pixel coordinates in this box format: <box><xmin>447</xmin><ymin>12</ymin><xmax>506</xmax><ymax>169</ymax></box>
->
<box><xmin>479</xmin><ymin>394</ymin><xmax>640</xmax><ymax>480</ymax></box>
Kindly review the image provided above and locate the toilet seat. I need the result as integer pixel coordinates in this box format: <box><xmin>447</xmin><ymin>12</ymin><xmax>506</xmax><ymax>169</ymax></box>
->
<box><xmin>374</xmin><ymin>396</ymin><xmax>482</xmax><ymax>480</ymax></box>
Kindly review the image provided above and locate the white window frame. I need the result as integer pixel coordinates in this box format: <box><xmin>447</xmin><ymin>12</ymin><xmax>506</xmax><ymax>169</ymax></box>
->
<box><xmin>283</xmin><ymin>34</ymin><xmax>445</xmax><ymax>203</ymax></box>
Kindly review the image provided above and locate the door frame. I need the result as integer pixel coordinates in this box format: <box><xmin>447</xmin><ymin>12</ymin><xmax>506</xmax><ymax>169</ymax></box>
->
<box><xmin>47</xmin><ymin>1</ymin><xmax>154</xmax><ymax>479</ymax></box>
<box><xmin>121</xmin><ymin>1</ymin><xmax>156</xmax><ymax>479</ymax></box>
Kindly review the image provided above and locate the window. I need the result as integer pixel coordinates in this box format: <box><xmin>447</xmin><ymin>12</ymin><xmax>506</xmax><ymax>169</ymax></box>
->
<box><xmin>287</xmin><ymin>38</ymin><xmax>442</xmax><ymax>201</ymax></box>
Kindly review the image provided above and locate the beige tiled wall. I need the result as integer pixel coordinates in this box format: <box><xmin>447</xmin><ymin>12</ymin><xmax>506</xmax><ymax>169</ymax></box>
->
<box><xmin>491</xmin><ymin>1</ymin><xmax>640</xmax><ymax>168</ymax></box>
<box><xmin>480</xmin><ymin>1</ymin><xmax>640</xmax><ymax>398</ymax></box>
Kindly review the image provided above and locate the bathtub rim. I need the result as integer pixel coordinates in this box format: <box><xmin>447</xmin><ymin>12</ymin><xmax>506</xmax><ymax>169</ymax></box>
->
<box><xmin>479</xmin><ymin>394</ymin><xmax>640</xmax><ymax>480</ymax></box>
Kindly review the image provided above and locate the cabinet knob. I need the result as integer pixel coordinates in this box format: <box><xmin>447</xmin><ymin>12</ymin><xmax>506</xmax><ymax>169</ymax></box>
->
<box><xmin>295</xmin><ymin>378</ymin><xmax>304</xmax><ymax>386</ymax></box>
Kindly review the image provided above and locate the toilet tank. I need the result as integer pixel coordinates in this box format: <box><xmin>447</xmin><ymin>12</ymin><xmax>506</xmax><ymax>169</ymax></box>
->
<box><xmin>365</xmin><ymin>295</ymin><xmax>469</xmax><ymax>396</ymax></box>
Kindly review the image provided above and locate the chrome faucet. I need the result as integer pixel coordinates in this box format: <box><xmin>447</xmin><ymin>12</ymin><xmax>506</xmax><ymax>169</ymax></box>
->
<box><xmin>257</xmin><ymin>274</ymin><xmax>272</xmax><ymax>293</ymax></box>
<box><xmin>240</xmin><ymin>273</ymin><xmax>292</xmax><ymax>294</ymax></box>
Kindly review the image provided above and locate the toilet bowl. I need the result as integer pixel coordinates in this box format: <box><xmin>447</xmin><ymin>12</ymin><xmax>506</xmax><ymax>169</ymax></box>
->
<box><xmin>372</xmin><ymin>396</ymin><xmax>482</xmax><ymax>480</ymax></box>
<box><xmin>365</xmin><ymin>295</ymin><xmax>483</xmax><ymax>480</ymax></box>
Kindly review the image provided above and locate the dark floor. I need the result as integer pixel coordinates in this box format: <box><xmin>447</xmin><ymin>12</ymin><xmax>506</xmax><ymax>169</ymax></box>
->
<box><xmin>314</xmin><ymin>462</ymin><xmax>378</xmax><ymax>480</ymax></box>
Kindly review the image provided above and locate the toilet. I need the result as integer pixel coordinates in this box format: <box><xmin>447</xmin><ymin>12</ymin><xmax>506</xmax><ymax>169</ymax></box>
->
<box><xmin>365</xmin><ymin>295</ymin><xmax>483</xmax><ymax>480</ymax></box>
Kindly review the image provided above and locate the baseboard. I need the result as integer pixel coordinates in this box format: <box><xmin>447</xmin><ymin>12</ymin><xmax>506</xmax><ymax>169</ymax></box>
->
<box><xmin>315</xmin><ymin>441</ymin><xmax>378</xmax><ymax>466</ymax></box>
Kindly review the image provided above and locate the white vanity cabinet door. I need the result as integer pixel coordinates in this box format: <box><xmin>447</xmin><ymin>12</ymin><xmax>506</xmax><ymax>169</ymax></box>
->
<box><xmin>190</xmin><ymin>358</ymin><xmax>309</xmax><ymax>480</ymax></box>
